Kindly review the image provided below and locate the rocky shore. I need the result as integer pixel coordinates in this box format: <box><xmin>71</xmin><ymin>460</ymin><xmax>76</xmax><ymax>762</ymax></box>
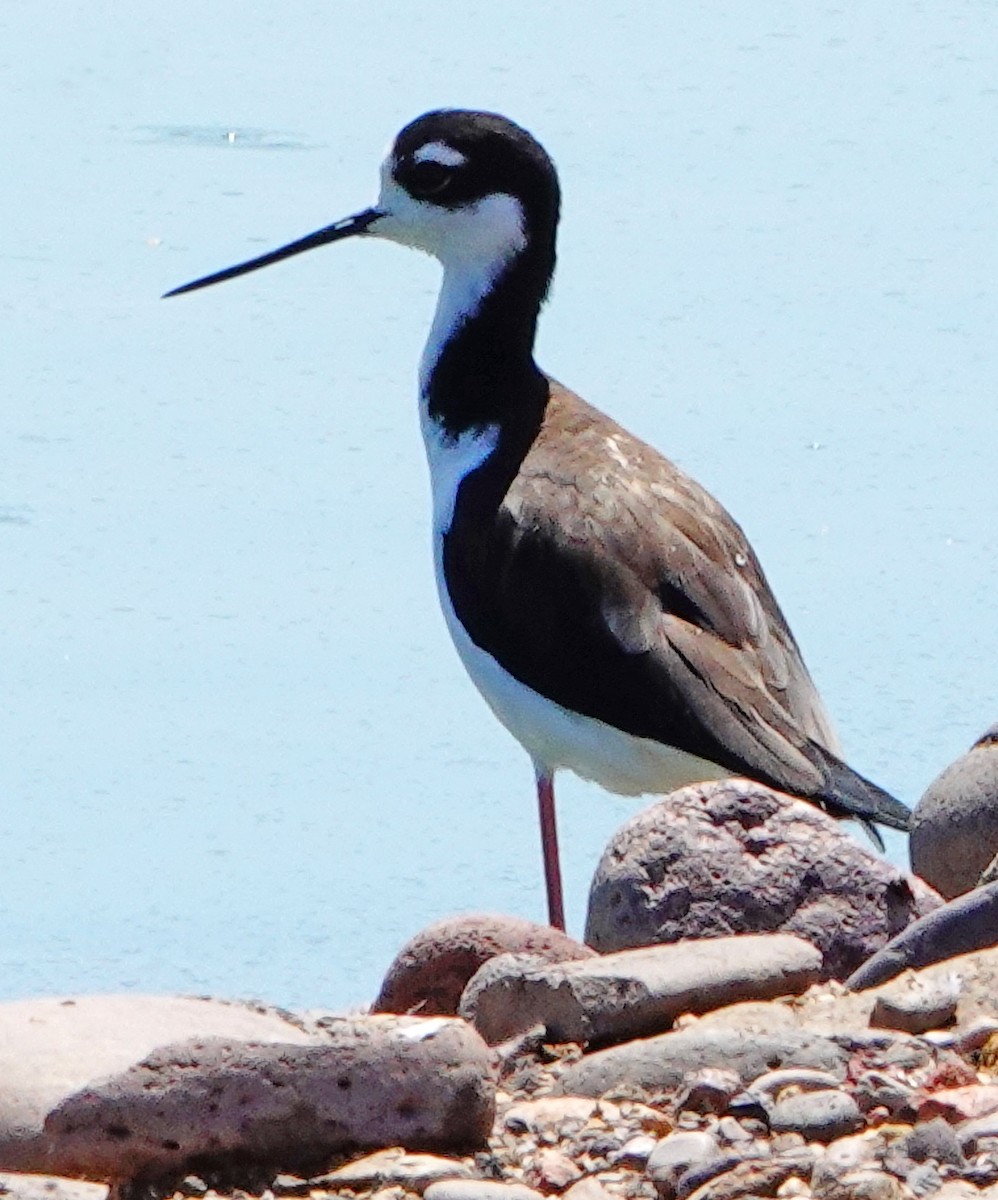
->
<box><xmin>1</xmin><ymin>779</ymin><xmax>996</xmax><ymax>1200</ymax></box>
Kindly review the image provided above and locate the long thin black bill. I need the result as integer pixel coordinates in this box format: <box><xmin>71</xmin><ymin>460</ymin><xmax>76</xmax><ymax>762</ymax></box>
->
<box><xmin>163</xmin><ymin>207</ymin><xmax>382</xmax><ymax>298</ymax></box>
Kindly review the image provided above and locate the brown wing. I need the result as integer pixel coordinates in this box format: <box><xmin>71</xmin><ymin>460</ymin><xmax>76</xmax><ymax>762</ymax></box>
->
<box><xmin>505</xmin><ymin>381</ymin><xmax>840</xmax><ymax>783</ymax></box>
<box><xmin>442</xmin><ymin>379</ymin><xmax>910</xmax><ymax>829</ymax></box>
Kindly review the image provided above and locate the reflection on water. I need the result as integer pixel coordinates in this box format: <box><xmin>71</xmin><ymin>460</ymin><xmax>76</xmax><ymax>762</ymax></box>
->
<box><xmin>135</xmin><ymin>126</ymin><xmax>321</xmax><ymax>151</ymax></box>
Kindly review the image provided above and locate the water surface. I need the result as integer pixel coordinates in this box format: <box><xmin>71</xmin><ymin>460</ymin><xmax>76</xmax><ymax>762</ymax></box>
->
<box><xmin>1</xmin><ymin>2</ymin><xmax>995</xmax><ymax>1008</ymax></box>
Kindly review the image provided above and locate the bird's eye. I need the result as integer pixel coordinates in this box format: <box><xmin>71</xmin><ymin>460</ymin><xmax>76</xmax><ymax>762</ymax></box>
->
<box><xmin>404</xmin><ymin>159</ymin><xmax>455</xmax><ymax>198</ymax></box>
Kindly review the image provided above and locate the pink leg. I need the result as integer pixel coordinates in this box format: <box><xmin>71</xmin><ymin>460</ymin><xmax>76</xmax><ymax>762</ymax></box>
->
<box><xmin>535</xmin><ymin>768</ymin><xmax>565</xmax><ymax>931</ymax></box>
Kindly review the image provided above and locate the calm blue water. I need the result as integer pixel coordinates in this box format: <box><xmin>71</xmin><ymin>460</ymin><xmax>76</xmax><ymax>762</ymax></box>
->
<box><xmin>1</xmin><ymin>3</ymin><xmax>995</xmax><ymax>1009</ymax></box>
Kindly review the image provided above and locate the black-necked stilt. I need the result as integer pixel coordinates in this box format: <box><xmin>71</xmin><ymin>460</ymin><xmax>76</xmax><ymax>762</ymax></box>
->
<box><xmin>167</xmin><ymin>109</ymin><xmax>912</xmax><ymax>931</ymax></box>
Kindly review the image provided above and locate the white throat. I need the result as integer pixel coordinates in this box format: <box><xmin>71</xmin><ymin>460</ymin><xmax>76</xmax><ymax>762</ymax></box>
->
<box><xmin>367</xmin><ymin>169</ymin><xmax>529</xmax><ymax>394</ymax></box>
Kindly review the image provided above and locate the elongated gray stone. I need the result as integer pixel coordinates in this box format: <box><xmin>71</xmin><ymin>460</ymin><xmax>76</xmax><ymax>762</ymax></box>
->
<box><xmin>557</xmin><ymin>1019</ymin><xmax>847</xmax><ymax>1097</ymax></box>
<box><xmin>460</xmin><ymin>934</ymin><xmax>822</xmax><ymax>1046</ymax></box>
<box><xmin>6</xmin><ymin>1014</ymin><xmax>494</xmax><ymax>1180</ymax></box>
<box><xmin>847</xmin><ymin>881</ymin><xmax>998</xmax><ymax>990</ymax></box>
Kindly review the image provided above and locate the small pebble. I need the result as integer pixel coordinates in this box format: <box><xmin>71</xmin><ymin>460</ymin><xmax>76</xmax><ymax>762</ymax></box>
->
<box><xmin>776</xmin><ymin>1180</ymin><xmax>812</xmax><ymax>1198</ymax></box>
<box><xmin>561</xmin><ymin>1181</ymin><xmax>613</xmax><ymax>1200</ymax></box>
<box><xmin>769</xmin><ymin>1089</ymin><xmax>864</xmax><ymax>1143</ymax></box>
<box><xmin>870</xmin><ymin>972</ymin><xmax>960</xmax><ymax>1035</ymax></box>
<box><xmin>904</xmin><ymin>1160</ymin><xmax>944</xmax><ymax>1198</ymax></box>
<box><xmin>749</xmin><ymin>1069</ymin><xmax>844</xmax><ymax>1099</ymax></box>
<box><xmin>681</xmin><ymin>1158</ymin><xmax>807</xmax><ymax>1200</ymax></box>
<box><xmin>526</xmin><ymin>1148</ymin><xmax>582</xmax><ymax>1192</ymax></box>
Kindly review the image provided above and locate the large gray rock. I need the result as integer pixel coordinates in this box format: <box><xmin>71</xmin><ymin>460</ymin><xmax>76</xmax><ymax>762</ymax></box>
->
<box><xmin>910</xmin><ymin>725</ymin><xmax>998</xmax><ymax>899</ymax></box>
<box><xmin>372</xmin><ymin>913</ymin><xmax>594</xmax><ymax>1016</ymax></box>
<box><xmin>0</xmin><ymin>999</ymin><xmax>494</xmax><ymax>1181</ymax></box>
<box><xmin>459</xmin><ymin>934</ymin><xmax>822</xmax><ymax>1046</ymax></box>
<box><xmin>846</xmin><ymin>881</ymin><xmax>998</xmax><ymax>990</ymax></box>
<box><xmin>586</xmin><ymin>780</ymin><xmax>936</xmax><ymax>980</ymax></box>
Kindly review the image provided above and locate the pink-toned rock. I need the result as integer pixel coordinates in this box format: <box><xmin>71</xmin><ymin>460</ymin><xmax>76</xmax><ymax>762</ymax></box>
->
<box><xmin>586</xmin><ymin>781</ymin><xmax>938</xmax><ymax>980</ymax></box>
<box><xmin>917</xmin><ymin>1085</ymin><xmax>998</xmax><ymax>1124</ymax></box>
<box><xmin>372</xmin><ymin>914</ymin><xmax>595</xmax><ymax>1016</ymax></box>
<box><xmin>525</xmin><ymin>1148</ymin><xmax>583</xmax><ymax>1193</ymax></box>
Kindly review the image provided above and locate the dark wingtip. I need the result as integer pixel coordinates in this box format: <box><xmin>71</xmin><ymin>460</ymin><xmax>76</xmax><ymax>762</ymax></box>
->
<box><xmin>819</xmin><ymin>756</ymin><xmax>912</xmax><ymax>835</ymax></box>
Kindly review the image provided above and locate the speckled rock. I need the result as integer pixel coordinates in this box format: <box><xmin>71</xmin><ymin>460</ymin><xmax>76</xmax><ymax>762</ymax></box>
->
<box><xmin>585</xmin><ymin>781</ymin><xmax>935</xmax><ymax>980</ymax></box>
<box><xmin>815</xmin><ymin>1170</ymin><xmax>903</xmax><ymax>1199</ymax></box>
<box><xmin>460</xmin><ymin>935</ymin><xmax>822</xmax><ymax>1046</ymax></box>
<box><xmin>911</xmin><ymin>724</ymin><xmax>998</xmax><ymax>898</ymax></box>
<box><xmin>524</xmin><ymin>1146</ymin><xmax>582</xmax><ymax>1192</ymax></box>
<box><xmin>27</xmin><ymin>1015</ymin><xmax>495</xmax><ymax>1180</ymax></box>
<box><xmin>372</xmin><ymin>914</ymin><xmax>595</xmax><ymax>1016</ymax></box>
<box><xmin>0</xmin><ymin>994</ymin><xmax>319</xmax><ymax>1175</ymax></box>
<box><xmin>0</xmin><ymin>1175</ymin><xmax>108</xmax><ymax>1200</ymax></box>
<box><xmin>809</xmin><ymin>1132</ymin><xmax>887</xmax><ymax>1193</ymax></box>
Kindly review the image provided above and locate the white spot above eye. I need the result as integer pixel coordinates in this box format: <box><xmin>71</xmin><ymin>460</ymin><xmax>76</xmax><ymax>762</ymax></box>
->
<box><xmin>413</xmin><ymin>141</ymin><xmax>468</xmax><ymax>168</ymax></box>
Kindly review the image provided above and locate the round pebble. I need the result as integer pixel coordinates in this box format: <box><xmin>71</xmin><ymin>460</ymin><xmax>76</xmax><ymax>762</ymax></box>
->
<box><xmin>769</xmin><ymin>1089</ymin><xmax>864</xmax><ymax>1142</ymax></box>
